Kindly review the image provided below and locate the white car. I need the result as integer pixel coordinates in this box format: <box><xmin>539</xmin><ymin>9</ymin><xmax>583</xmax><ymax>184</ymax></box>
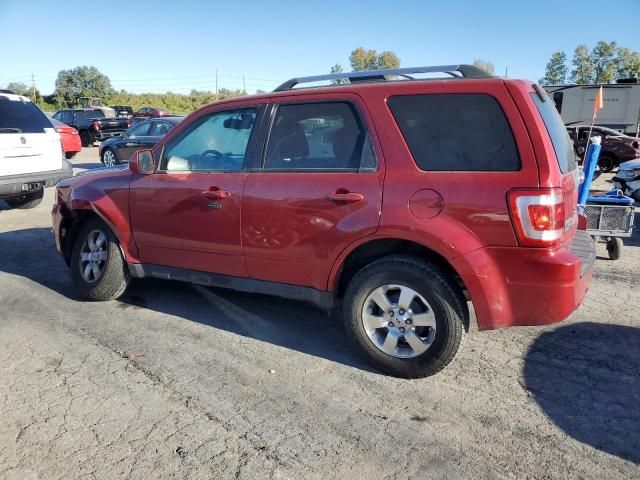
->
<box><xmin>0</xmin><ymin>90</ymin><xmax>72</xmax><ymax>209</ymax></box>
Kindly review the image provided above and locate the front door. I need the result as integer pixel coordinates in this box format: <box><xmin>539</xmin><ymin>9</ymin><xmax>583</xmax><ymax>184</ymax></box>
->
<box><xmin>130</xmin><ymin>107</ymin><xmax>260</xmax><ymax>277</ymax></box>
<box><xmin>117</xmin><ymin>120</ymin><xmax>151</xmax><ymax>161</ymax></box>
<box><xmin>242</xmin><ymin>98</ymin><xmax>384</xmax><ymax>291</ymax></box>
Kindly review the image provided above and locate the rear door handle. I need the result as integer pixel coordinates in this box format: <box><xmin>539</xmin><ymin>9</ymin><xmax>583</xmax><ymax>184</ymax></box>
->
<box><xmin>201</xmin><ymin>188</ymin><xmax>231</xmax><ymax>200</ymax></box>
<box><xmin>326</xmin><ymin>192</ymin><xmax>364</xmax><ymax>203</ymax></box>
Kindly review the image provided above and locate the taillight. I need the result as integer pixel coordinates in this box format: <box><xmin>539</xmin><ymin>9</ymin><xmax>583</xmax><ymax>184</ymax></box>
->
<box><xmin>508</xmin><ymin>188</ymin><xmax>566</xmax><ymax>247</ymax></box>
<box><xmin>92</xmin><ymin>120</ymin><xmax>101</xmax><ymax>132</ymax></box>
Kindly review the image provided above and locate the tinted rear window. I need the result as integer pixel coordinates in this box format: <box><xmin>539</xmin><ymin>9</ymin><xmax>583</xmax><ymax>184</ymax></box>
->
<box><xmin>388</xmin><ymin>93</ymin><xmax>520</xmax><ymax>171</ymax></box>
<box><xmin>0</xmin><ymin>96</ymin><xmax>52</xmax><ymax>133</ymax></box>
<box><xmin>530</xmin><ymin>92</ymin><xmax>577</xmax><ymax>173</ymax></box>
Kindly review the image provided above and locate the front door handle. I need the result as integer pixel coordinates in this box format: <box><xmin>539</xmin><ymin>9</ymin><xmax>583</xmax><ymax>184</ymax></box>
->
<box><xmin>201</xmin><ymin>188</ymin><xmax>231</xmax><ymax>200</ymax></box>
<box><xmin>326</xmin><ymin>192</ymin><xmax>364</xmax><ymax>203</ymax></box>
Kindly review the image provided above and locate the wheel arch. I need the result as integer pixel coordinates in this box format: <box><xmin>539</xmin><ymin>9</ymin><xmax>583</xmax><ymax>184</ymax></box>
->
<box><xmin>329</xmin><ymin>237</ymin><xmax>471</xmax><ymax>327</ymax></box>
<box><xmin>62</xmin><ymin>202</ymin><xmax>137</xmax><ymax>266</ymax></box>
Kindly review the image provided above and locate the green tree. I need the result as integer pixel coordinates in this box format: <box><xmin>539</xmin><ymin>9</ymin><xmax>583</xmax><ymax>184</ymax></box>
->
<box><xmin>5</xmin><ymin>82</ymin><xmax>29</xmax><ymax>96</ymax></box>
<box><xmin>330</xmin><ymin>63</ymin><xmax>343</xmax><ymax>74</ymax></box>
<box><xmin>540</xmin><ymin>51</ymin><xmax>567</xmax><ymax>85</ymax></box>
<box><xmin>349</xmin><ymin>48</ymin><xmax>400</xmax><ymax>71</ymax></box>
<box><xmin>570</xmin><ymin>44</ymin><xmax>595</xmax><ymax>84</ymax></box>
<box><xmin>53</xmin><ymin>66</ymin><xmax>113</xmax><ymax>107</ymax></box>
<box><xmin>472</xmin><ymin>59</ymin><xmax>495</xmax><ymax>75</ymax></box>
<box><xmin>591</xmin><ymin>41</ymin><xmax>618</xmax><ymax>83</ymax></box>
<box><xmin>616</xmin><ymin>47</ymin><xmax>640</xmax><ymax>80</ymax></box>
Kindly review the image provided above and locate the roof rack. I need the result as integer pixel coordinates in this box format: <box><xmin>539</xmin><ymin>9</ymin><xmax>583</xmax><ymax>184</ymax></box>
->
<box><xmin>274</xmin><ymin>64</ymin><xmax>491</xmax><ymax>92</ymax></box>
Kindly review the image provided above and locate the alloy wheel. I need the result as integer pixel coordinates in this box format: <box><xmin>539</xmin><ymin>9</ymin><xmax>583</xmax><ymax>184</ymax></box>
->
<box><xmin>361</xmin><ymin>284</ymin><xmax>437</xmax><ymax>358</ymax></box>
<box><xmin>78</xmin><ymin>230</ymin><xmax>108</xmax><ymax>283</ymax></box>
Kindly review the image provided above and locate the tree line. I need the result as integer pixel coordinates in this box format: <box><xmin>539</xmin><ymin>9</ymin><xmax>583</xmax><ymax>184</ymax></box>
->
<box><xmin>4</xmin><ymin>49</ymin><xmax>500</xmax><ymax>113</ymax></box>
<box><xmin>540</xmin><ymin>41</ymin><xmax>640</xmax><ymax>85</ymax></box>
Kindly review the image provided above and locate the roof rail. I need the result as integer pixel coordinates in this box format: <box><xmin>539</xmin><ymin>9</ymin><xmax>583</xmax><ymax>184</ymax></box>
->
<box><xmin>274</xmin><ymin>64</ymin><xmax>491</xmax><ymax>92</ymax></box>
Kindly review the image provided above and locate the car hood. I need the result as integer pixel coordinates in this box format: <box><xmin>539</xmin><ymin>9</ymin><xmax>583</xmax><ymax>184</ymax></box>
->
<box><xmin>56</xmin><ymin>164</ymin><xmax>129</xmax><ymax>189</ymax></box>
<box><xmin>619</xmin><ymin>159</ymin><xmax>640</xmax><ymax>171</ymax></box>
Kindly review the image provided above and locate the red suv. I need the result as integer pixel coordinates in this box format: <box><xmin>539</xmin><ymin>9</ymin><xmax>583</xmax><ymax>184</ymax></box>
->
<box><xmin>52</xmin><ymin>65</ymin><xmax>595</xmax><ymax>378</ymax></box>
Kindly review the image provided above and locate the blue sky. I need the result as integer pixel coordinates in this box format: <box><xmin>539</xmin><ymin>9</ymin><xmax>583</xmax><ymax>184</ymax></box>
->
<box><xmin>1</xmin><ymin>0</ymin><xmax>639</xmax><ymax>95</ymax></box>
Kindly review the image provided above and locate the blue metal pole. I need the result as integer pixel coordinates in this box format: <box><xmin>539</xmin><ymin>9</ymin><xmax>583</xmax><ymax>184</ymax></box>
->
<box><xmin>577</xmin><ymin>138</ymin><xmax>602</xmax><ymax>206</ymax></box>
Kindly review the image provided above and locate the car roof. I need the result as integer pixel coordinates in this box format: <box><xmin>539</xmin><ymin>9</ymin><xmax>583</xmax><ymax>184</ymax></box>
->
<box><xmin>0</xmin><ymin>91</ymin><xmax>31</xmax><ymax>102</ymax></box>
<box><xmin>143</xmin><ymin>116</ymin><xmax>184</xmax><ymax>124</ymax></box>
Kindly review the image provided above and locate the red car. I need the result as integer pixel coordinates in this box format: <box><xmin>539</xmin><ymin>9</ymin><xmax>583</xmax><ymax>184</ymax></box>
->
<box><xmin>50</xmin><ymin>118</ymin><xmax>81</xmax><ymax>159</ymax></box>
<box><xmin>132</xmin><ymin>107</ymin><xmax>171</xmax><ymax>119</ymax></box>
<box><xmin>52</xmin><ymin>65</ymin><xmax>595</xmax><ymax>378</ymax></box>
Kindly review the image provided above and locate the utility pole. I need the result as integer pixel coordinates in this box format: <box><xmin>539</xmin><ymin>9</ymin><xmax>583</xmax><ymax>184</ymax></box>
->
<box><xmin>242</xmin><ymin>75</ymin><xmax>246</xmax><ymax>93</ymax></box>
<box><xmin>31</xmin><ymin>73</ymin><xmax>36</xmax><ymax>102</ymax></box>
<box><xmin>504</xmin><ymin>66</ymin><xmax>508</xmax><ymax>78</ymax></box>
<box><xmin>215</xmin><ymin>69</ymin><xmax>218</xmax><ymax>101</ymax></box>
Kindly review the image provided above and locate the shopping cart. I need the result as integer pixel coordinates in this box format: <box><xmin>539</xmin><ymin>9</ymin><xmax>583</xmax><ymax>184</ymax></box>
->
<box><xmin>584</xmin><ymin>194</ymin><xmax>635</xmax><ymax>260</ymax></box>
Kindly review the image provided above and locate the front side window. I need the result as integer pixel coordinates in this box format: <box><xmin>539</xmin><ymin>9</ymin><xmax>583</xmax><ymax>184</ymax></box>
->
<box><xmin>161</xmin><ymin>109</ymin><xmax>257</xmax><ymax>172</ymax></box>
<box><xmin>264</xmin><ymin>101</ymin><xmax>373</xmax><ymax>171</ymax></box>
<box><xmin>388</xmin><ymin>93</ymin><xmax>521</xmax><ymax>171</ymax></box>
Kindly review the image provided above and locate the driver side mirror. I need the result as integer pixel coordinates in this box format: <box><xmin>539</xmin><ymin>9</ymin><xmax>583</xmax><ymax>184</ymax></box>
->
<box><xmin>130</xmin><ymin>149</ymin><xmax>155</xmax><ymax>174</ymax></box>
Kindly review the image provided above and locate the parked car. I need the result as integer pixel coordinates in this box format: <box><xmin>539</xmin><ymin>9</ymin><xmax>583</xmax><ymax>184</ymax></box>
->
<box><xmin>111</xmin><ymin>105</ymin><xmax>134</xmax><ymax>118</ymax></box>
<box><xmin>52</xmin><ymin>65</ymin><xmax>595</xmax><ymax>378</ymax></box>
<box><xmin>567</xmin><ymin>125</ymin><xmax>640</xmax><ymax>172</ymax></box>
<box><xmin>133</xmin><ymin>107</ymin><xmax>172</xmax><ymax>119</ymax></box>
<box><xmin>0</xmin><ymin>90</ymin><xmax>72</xmax><ymax>209</ymax></box>
<box><xmin>52</xmin><ymin>109</ymin><xmax>130</xmax><ymax>147</ymax></box>
<box><xmin>99</xmin><ymin>116</ymin><xmax>184</xmax><ymax>166</ymax></box>
<box><xmin>50</xmin><ymin>118</ymin><xmax>82</xmax><ymax>159</ymax></box>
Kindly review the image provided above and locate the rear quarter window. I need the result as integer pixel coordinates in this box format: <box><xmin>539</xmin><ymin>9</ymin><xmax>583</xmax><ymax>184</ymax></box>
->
<box><xmin>388</xmin><ymin>93</ymin><xmax>520</xmax><ymax>171</ymax></box>
<box><xmin>530</xmin><ymin>92</ymin><xmax>577</xmax><ymax>174</ymax></box>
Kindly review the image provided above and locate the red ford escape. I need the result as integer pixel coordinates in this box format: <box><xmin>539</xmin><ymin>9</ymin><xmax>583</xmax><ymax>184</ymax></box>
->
<box><xmin>52</xmin><ymin>65</ymin><xmax>595</xmax><ymax>378</ymax></box>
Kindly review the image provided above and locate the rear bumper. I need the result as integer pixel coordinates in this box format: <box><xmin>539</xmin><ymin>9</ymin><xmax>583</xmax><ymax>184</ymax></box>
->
<box><xmin>0</xmin><ymin>160</ymin><xmax>73</xmax><ymax>199</ymax></box>
<box><xmin>453</xmin><ymin>230</ymin><xmax>595</xmax><ymax>330</ymax></box>
<box><xmin>94</xmin><ymin>131</ymin><xmax>123</xmax><ymax>141</ymax></box>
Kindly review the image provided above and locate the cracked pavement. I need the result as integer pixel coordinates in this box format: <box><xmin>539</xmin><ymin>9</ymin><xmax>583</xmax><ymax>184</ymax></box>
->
<box><xmin>0</xmin><ymin>150</ymin><xmax>638</xmax><ymax>479</ymax></box>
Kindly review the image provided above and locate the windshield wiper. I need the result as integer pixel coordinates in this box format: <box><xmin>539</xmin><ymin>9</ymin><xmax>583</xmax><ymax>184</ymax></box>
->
<box><xmin>0</xmin><ymin>127</ymin><xmax>22</xmax><ymax>133</ymax></box>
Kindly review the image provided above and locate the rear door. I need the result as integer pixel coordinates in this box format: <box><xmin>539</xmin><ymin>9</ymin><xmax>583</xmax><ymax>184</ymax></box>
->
<box><xmin>0</xmin><ymin>94</ymin><xmax>62</xmax><ymax>176</ymax></box>
<box><xmin>241</xmin><ymin>95</ymin><xmax>384</xmax><ymax>291</ymax></box>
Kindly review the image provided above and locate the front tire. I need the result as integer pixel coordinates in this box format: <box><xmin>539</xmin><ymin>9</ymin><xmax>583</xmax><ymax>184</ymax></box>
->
<box><xmin>70</xmin><ymin>218</ymin><xmax>130</xmax><ymax>301</ymax></box>
<box><xmin>65</xmin><ymin>151</ymin><xmax>77</xmax><ymax>159</ymax></box>
<box><xmin>5</xmin><ymin>189</ymin><xmax>44</xmax><ymax>209</ymax></box>
<box><xmin>343</xmin><ymin>255</ymin><xmax>467</xmax><ymax>378</ymax></box>
<box><xmin>606</xmin><ymin>237</ymin><xmax>623</xmax><ymax>260</ymax></box>
<box><xmin>101</xmin><ymin>148</ymin><xmax>118</xmax><ymax>167</ymax></box>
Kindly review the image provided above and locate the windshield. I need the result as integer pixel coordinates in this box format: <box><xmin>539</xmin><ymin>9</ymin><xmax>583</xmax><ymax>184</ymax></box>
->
<box><xmin>531</xmin><ymin>92</ymin><xmax>577</xmax><ymax>174</ymax></box>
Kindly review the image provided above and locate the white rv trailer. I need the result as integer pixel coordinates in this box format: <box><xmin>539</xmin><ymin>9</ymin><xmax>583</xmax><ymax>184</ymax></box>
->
<box><xmin>544</xmin><ymin>82</ymin><xmax>640</xmax><ymax>137</ymax></box>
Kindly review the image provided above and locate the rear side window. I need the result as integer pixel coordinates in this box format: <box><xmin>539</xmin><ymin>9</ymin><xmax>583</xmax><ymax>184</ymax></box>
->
<box><xmin>0</xmin><ymin>96</ymin><xmax>52</xmax><ymax>133</ymax></box>
<box><xmin>264</xmin><ymin>101</ymin><xmax>375</xmax><ymax>171</ymax></box>
<box><xmin>530</xmin><ymin>92</ymin><xmax>577</xmax><ymax>173</ymax></box>
<box><xmin>388</xmin><ymin>94</ymin><xmax>520</xmax><ymax>171</ymax></box>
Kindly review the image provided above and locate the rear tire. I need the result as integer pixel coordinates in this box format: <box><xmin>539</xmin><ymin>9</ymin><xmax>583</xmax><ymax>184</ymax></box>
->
<box><xmin>598</xmin><ymin>155</ymin><xmax>615</xmax><ymax>173</ymax></box>
<box><xmin>65</xmin><ymin>152</ymin><xmax>77</xmax><ymax>159</ymax></box>
<box><xmin>343</xmin><ymin>255</ymin><xmax>467</xmax><ymax>378</ymax></box>
<box><xmin>70</xmin><ymin>217</ymin><xmax>131</xmax><ymax>301</ymax></box>
<box><xmin>80</xmin><ymin>131</ymin><xmax>91</xmax><ymax>147</ymax></box>
<box><xmin>5</xmin><ymin>189</ymin><xmax>44</xmax><ymax>209</ymax></box>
